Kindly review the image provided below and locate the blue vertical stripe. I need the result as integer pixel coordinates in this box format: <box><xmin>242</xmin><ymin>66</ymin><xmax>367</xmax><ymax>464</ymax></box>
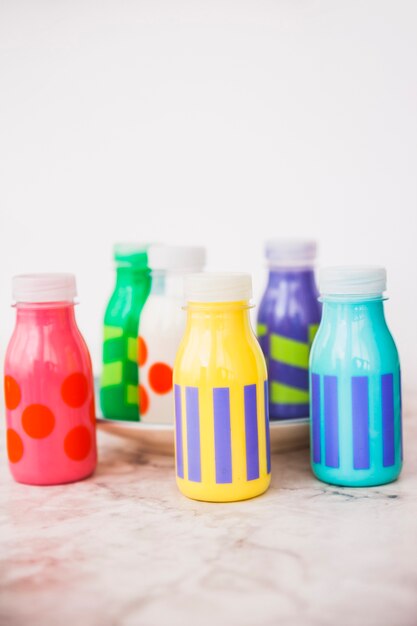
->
<box><xmin>399</xmin><ymin>369</ymin><xmax>403</xmax><ymax>461</ymax></box>
<box><xmin>213</xmin><ymin>388</ymin><xmax>232</xmax><ymax>484</ymax></box>
<box><xmin>351</xmin><ymin>377</ymin><xmax>370</xmax><ymax>470</ymax></box>
<box><xmin>324</xmin><ymin>375</ymin><xmax>339</xmax><ymax>468</ymax></box>
<box><xmin>244</xmin><ymin>384</ymin><xmax>260</xmax><ymax>481</ymax></box>
<box><xmin>174</xmin><ymin>384</ymin><xmax>184</xmax><ymax>478</ymax></box>
<box><xmin>186</xmin><ymin>386</ymin><xmax>201</xmax><ymax>482</ymax></box>
<box><xmin>381</xmin><ymin>374</ymin><xmax>395</xmax><ymax>467</ymax></box>
<box><xmin>311</xmin><ymin>373</ymin><xmax>321</xmax><ymax>464</ymax></box>
<box><xmin>264</xmin><ymin>380</ymin><xmax>271</xmax><ymax>474</ymax></box>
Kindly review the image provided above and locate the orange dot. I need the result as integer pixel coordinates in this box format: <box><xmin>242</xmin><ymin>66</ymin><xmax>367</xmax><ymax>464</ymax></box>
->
<box><xmin>61</xmin><ymin>373</ymin><xmax>89</xmax><ymax>408</ymax></box>
<box><xmin>22</xmin><ymin>404</ymin><xmax>55</xmax><ymax>439</ymax></box>
<box><xmin>64</xmin><ymin>426</ymin><xmax>92</xmax><ymax>461</ymax></box>
<box><xmin>4</xmin><ymin>376</ymin><xmax>21</xmax><ymax>410</ymax></box>
<box><xmin>138</xmin><ymin>336</ymin><xmax>148</xmax><ymax>367</ymax></box>
<box><xmin>7</xmin><ymin>428</ymin><xmax>24</xmax><ymax>463</ymax></box>
<box><xmin>89</xmin><ymin>398</ymin><xmax>96</xmax><ymax>425</ymax></box>
<box><xmin>148</xmin><ymin>362</ymin><xmax>173</xmax><ymax>394</ymax></box>
<box><xmin>139</xmin><ymin>384</ymin><xmax>149</xmax><ymax>415</ymax></box>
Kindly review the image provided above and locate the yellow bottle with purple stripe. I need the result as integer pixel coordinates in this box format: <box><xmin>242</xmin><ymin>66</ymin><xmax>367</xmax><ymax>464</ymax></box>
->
<box><xmin>173</xmin><ymin>273</ymin><xmax>271</xmax><ymax>502</ymax></box>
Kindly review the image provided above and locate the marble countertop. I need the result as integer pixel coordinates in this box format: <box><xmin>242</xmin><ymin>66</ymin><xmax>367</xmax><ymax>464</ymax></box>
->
<box><xmin>1</xmin><ymin>411</ymin><xmax>417</xmax><ymax>626</ymax></box>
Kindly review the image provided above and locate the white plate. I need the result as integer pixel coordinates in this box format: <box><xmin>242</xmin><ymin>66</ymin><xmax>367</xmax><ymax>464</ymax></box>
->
<box><xmin>97</xmin><ymin>417</ymin><xmax>310</xmax><ymax>455</ymax></box>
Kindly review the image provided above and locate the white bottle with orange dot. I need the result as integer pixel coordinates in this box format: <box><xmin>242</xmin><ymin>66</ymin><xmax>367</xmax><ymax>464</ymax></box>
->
<box><xmin>138</xmin><ymin>245</ymin><xmax>206</xmax><ymax>423</ymax></box>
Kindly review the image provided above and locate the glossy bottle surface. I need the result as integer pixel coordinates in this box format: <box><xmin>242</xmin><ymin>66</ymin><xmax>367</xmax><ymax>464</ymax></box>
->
<box><xmin>4</xmin><ymin>303</ymin><xmax>97</xmax><ymax>485</ymax></box>
<box><xmin>258</xmin><ymin>269</ymin><xmax>321</xmax><ymax>419</ymax></box>
<box><xmin>101</xmin><ymin>266</ymin><xmax>151</xmax><ymax>421</ymax></box>
<box><xmin>309</xmin><ymin>298</ymin><xmax>402</xmax><ymax>487</ymax></box>
<box><xmin>174</xmin><ymin>302</ymin><xmax>271</xmax><ymax>502</ymax></box>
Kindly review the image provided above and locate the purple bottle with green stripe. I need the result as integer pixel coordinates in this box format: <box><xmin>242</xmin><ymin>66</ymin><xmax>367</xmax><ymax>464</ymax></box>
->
<box><xmin>257</xmin><ymin>240</ymin><xmax>321</xmax><ymax>420</ymax></box>
<box><xmin>310</xmin><ymin>267</ymin><xmax>402</xmax><ymax>487</ymax></box>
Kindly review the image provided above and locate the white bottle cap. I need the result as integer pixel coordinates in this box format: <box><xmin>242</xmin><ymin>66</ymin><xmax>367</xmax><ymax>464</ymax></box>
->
<box><xmin>319</xmin><ymin>266</ymin><xmax>387</xmax><ymax>296</ymax></box>
<box><xmin>12</xmin><ymin>273</ymin><xmax>77</xmax><ymax>303</ymax></box>
<box><xmin>185</xmin><ymin>272</ymin><xmax>252</xmax><ymax>302</ymax></box>
<box><xmin>148</xmin><ymin>245</ymin><xmax>206</xmax><ymax>272</ymax></box>
<box><xmin>265</xmin><ymin>239</ymin><xmax>317</xmax><ymax>267</ymax></box>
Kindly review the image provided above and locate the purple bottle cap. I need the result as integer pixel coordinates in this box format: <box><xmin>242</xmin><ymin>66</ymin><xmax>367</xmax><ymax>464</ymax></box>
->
<box><xmin>265</xmin><ymin>239</ymin><xmax>317</xmax><ymax>268</ymax></box>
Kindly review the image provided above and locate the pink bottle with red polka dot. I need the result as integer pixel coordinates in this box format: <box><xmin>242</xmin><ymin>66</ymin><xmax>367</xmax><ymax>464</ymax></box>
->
<box><xmin>4</xmin><ymin>274</ymin><xmax>97</xmax><ymax>485</ymax></box>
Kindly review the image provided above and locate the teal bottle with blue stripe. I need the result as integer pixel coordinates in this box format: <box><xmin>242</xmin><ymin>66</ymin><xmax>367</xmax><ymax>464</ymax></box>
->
<box><xmin>310</xmin><ymin>267</ymin><xmax>402</xmax><ymax>487</ymax></box>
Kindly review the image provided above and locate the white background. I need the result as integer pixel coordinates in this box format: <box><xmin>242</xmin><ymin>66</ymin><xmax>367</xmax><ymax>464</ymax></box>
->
<box><xmin>1</xmin><ymin>1</ymin><xmax>416</xmax><ymax>401</ymax></box>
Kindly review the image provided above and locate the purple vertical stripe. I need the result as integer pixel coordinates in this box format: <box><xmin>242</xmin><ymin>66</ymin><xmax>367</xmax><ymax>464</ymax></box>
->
<box><xmin>381</xmin><ymin>373</ymin><xmax>395</xmax><ymax>467</ymax></box>
<box><xmin>399</xmin><ymin>369</ymin><xmax>403</xmax><ymax>461</ymax></box>
<box><xmin>174</xmin><ymin>385</ymin><xmax>184</xmax><ymax>478</ymax></box>
<box><xmin>213</xmin><ymin>388</ymin><xmax>232</xmax><ymax>484</ymax></box>
<box><xmin>324</xmin><ymin>376</ymin><xmax>339</xmax><ymax>468</ymax></box>
<box><xmin>186</xmin><ymin>386</ymin><xmax>201</xmax><ymax>482</ymax></box>
<box><xmin>264</xmin><ymin>380</ymin><xmax>271</xmax><ymax>474</ymax></box>
<box><xmin>244</xmin><ymin>384</ymin><xmax>260</xmax><ymax>481</ymax></box>
<box><xmin>351</xmin><ymin>377</ymin><xmax>370</xmax><ymax>470</ymax></box>
<box><xmin>311</xmin><ymin>373</ymin><xmax>321</xmax><ymax>464</ymax></box>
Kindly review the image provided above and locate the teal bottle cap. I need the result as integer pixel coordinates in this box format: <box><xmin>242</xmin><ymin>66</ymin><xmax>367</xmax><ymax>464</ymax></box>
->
<box><xmin>113</xmin><ymin>243</ymin><xmax>149</xmax><ymax>269</ymax></box>
<box><xmin>319</xmin><ymin>266</ymin><xmax>387</xmax><ymax>296</ymax></box>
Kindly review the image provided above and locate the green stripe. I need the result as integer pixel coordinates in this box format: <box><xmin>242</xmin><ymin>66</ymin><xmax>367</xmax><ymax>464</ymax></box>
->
<box><xmin>270</xmin><ymin>333</ymin><xmax>309</xmax><ymax>368</ymax></box>
<box><xmin>101</xmin><ymin>362</ymin><xmax>123</xmax><ymax>387</ymax></box>
<box><xmin>126</xmin><ymin>384</ymin><xmax>138</xmax><ymax>405</ymax></box>
<box><xmin>309</xmin><ymin>324</ymin><xmax>319</xmax><ymax>345</ymax></box>
<box><xmin>257</xmin><ymin>323</ymin><xmax>267</xmax><ymax>338</ymax></box>
<box><xmin>127</xmin><ymin>337</ymin><xmax>138</xmax><ymax>362</ymax></box>
<box><xmin>104</xmin><ymin>325</ymin><xmax>123</xmax><ymax>341</ymax></box>
<box><xmin>125</xmin><ymin>360</ymin><xmax>138</xmax><ymax>384</ymax></box>
<box><xmin>270</xmin><ymin>382</ymin><xmax>309</xmax><ymax>404</ymax></box>
<box><xmin>103</xmin><ymin>338</ymin><xmax>124</xmax><ymax>361</ymax></box>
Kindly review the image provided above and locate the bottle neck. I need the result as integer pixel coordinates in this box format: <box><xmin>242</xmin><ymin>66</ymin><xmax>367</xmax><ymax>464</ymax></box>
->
<box><xmin>320</xmin><ymin>297</ymin><xmax>386</xmax><ymax>325</ymax></box>
<box><xmin>267</xmin><ymin>267</ymin><xmax>316</xmax><ymax>287</ymax></box>
<box><xmin>15</xmin><ymin>302</ymin><xmax>77</xmax><ymax>328</ymax></box>
<box><xmin>150</xmin><ymin>271</ymin><xmax>190</xmax><ymax>298</ymax></box>
<box><xmin>115</xmin><ymin>266</ymin><xmax>150</xmax><ymax>287</ymax></box>
<box><xmin>186</xmin><ymin>301</ymin><xmax>252</xmax><ymax>332</ymax></box>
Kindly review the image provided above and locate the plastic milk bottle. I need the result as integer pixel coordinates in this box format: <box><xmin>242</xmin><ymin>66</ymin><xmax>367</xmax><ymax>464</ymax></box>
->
<box><xmin>258</xmin><ymin>240</ymin><xmax>321</xmax><ymax>420</ymax></box>
<box><xmin>4</xmin><ymin>274</ymin><xmax>97</xmax><ymax>485</ymax></box>
<box><xmin>138</xmin><ymin>245</ymin><xmax>206</xmax><ymax>423</ymax></box>
<box><xmin>310</xmin><ymin>267</ymin><xmax>402</xmax><ymax>487</ymax></box>
<box><xmin>174</xmin><ymin>273</ymin><xmax>271</xmax><ymax>502</ymax></box>
<box><xmin>100</xmin><ymin>244</ymin><xmax>151</xmax><ymax>421</ymax></box>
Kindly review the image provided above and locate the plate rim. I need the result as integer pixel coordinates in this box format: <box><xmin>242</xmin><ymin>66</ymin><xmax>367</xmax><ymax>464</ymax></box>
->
<box><xmin>96</xmin><ymin>416</ymin><xmax>309</xmax><ymax>432</ymax></box>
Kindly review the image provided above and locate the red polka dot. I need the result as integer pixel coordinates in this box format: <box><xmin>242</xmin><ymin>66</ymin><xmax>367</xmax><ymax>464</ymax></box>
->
<box><xmin>22</xmin><ymin>404</ymin><xmax>55</xmax><ymax>439</ymax></box>
<box><xmin>139</xmin><ymin>385</ymin><xmax>149</xmax><ymax>415</ymax></box>
<box><xmin>89</xmin><ymin>398</ymin><xmax>96</xmax><ymax>425</ymax></box>
<box><xmin>7</xmin><ymin>429</ymin><xmax>24</xmax><ymax>463</ymax></box>
<box><xmin>4</xmin><ymin>376</ymin><xmax>21</xmax><ymax>410</ymax></box>
<box><xmin>61</xmin><ymin>373</ymin><xmax>89</xmax><ymax>408</ymax></box>
<box><xmin>64</xmin><ymin>426</ymin><xmax>92</xmax><ymax>461</ymax></box>
<box><xmin>148</xmin><ymin>362</ymin><xmax>173</xmax><ymax>394</ymax></box>
<box><xmin>138</xmin><ymin>336</ymin><xmax>148</xmax><ymax>367</ymax></box>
